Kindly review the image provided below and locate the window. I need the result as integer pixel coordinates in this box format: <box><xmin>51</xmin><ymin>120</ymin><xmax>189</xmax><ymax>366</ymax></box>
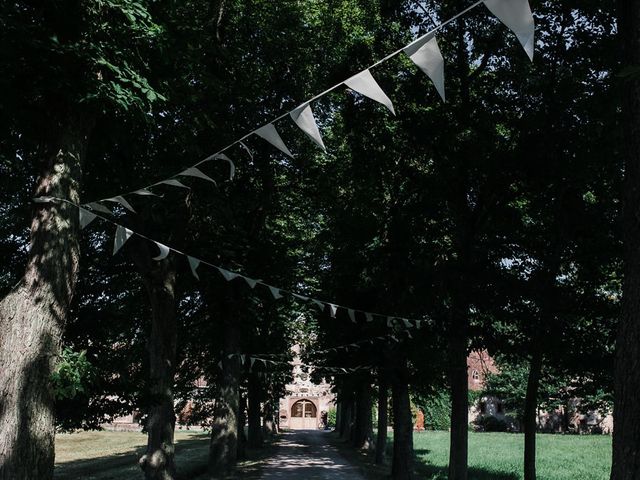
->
<box><xmin>471</xmin><ymin>369</ymin><xmax>480</xmax><ymax>381</ymax></box>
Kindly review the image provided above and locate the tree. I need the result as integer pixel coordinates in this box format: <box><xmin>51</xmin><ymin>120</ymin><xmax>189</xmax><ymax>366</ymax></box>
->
<box><xmin>612</xmin><ymin>0</ymin><xmax>640</xmax><ymax>478</ymax></box>
<box><xmin>0</xmin><ymin>2</ymin><xmax>163</xmax><ymax>478</ymax></box>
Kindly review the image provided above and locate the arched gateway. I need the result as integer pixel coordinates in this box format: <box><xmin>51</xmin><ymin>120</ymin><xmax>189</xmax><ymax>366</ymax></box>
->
<box><xmin>279</xmin><ymin>346</ymin><xmax>335</xmax><ymax>430</ymax></box>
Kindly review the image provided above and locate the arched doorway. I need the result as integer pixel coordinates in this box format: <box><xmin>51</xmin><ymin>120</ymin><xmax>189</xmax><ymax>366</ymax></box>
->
<box><xmin>289</xmin><ymin>399</ymin><xmax>318</xmax><ymax>430</ymax></box>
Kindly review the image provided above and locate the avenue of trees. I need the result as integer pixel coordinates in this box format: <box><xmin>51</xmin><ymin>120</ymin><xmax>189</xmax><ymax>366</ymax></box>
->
<box><xmin>0</xmin><ymin>1</ymin><xmax>638</xmax><ymax>480</ymax></box>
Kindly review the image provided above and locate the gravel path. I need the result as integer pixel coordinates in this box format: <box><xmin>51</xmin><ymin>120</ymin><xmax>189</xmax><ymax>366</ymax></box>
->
<box><xmin>257</xmin><ymin>430</ymin><xmax>366</xmax><ymax>479</ymax></box>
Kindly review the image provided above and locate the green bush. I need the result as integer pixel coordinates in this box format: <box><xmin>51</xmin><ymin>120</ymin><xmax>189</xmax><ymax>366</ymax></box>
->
<box><xmin>327</xmin><ymin>407</ymin><xmax>337</xmax><ymax>428</ymax></box>
<box><xmin>419</xmin><ymin>390</ymin><xmax>451</xmax><ymax>431</ymax></box>
<box><xmin>477</xmin><ymin>415</ymin><xmax>508</xmax><ymax>432</ymax></box>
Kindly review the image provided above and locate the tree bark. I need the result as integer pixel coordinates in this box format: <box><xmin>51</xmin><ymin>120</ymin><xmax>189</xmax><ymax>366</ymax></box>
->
<box><xmin>262</xmin><ymin>394</ymin><xmax>276</xmax><ymax>439</ymax></box>
<box><xmin>237</xmin><ymin>390</ymin><xmax>247</xmax><ymax>460</ymax></box>
<box><xmin>137</xmin><ymin>257</ymin><xmax>178</xmax><ymax>480</ymax></box>
<box><xmin>391</xmin><ymin>357</ymin><xmax>413</xmax><ymax>480</ymax></box>
<box><xmin>613</xmin><ymin>2</ymin><xmax>640</xmax><ymax>479</ymax></box>
<box><xmin>208</xmin><ymin>293</ymin><xmax>241</xmax><ymax>478</ymax></box>
<box><xmin>375</xmin><ymin>377</ymin><xmax>388</xmax><ymax>465</ymax></box>
<box><xmin>247</xmin><ymin>372</ymin><xmax>263</xmax><ymax>448</ymax></box>
<box><xmin>339</xmin><ymin>394</ymin><xmax>354</xmax><ymax>440</ymax></box>
<box><xmin>0</xmin><ymin>119</ymin><xmax>90</xmax><ymax>480</ymax></box>
<box><xmin>352</xmin><ymin>381</ymin><xmax>374</xmax><ymax>450</ymax></box>
<box><xmin>448</xmin><ymin>328</ymin><xmax>469</xmax><ymax>480</ymax></box>
<box><xmin>524</xmin><ymin>349</ymin><xmax>543</xmax><ymax>480</ymax></box>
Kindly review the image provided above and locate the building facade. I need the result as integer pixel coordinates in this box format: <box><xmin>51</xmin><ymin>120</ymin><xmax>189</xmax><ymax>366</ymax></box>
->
<box><xmin>278</xmin><ymin>348</ymin><xmax>335</xmax><ymax>430</ymax></box>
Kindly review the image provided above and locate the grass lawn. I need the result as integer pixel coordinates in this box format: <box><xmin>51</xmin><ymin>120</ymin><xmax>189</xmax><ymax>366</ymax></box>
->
<box><xmin>55</xmin><ymin>430</ymin><xmax>210</xmax><ymax>480</ymax></box>
<box><xmin>412</xmin><ymin>431</ymin><xmax>612</xmax><ymax>480</ymax></box>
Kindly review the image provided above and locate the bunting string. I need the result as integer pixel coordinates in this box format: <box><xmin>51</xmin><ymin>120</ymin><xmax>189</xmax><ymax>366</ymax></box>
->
<box><xmin>82</xmin><ymin>0</ymin><xmax>533</xmax><ymax>210</ymax></box>
<box><xmin>40</xmin><ymin>196</ymin><xmax>432</xmax><ymax>329</ymax></box>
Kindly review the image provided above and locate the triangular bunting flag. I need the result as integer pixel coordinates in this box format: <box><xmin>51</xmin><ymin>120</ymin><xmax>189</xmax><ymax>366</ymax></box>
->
<box><xmin>152</xmin><ymin>242</ymin><xmax>170</xmax><ymax>261</ymax></box>
<box><xmin>402</xmin><ymin>318</ymin><xmax>413</xmax><ymax>328</ymax></box>
<box><xmin>218</xmin><ymin>267</ymin><xmax>240</xmax><ymax>282</ymax></box>
<box><xmin>214</xmin><ymin>153</ymin><xmax>236</xmax><ymax>180</ymax></box>
<box><xmin>483</xmin><ymin>0</ymin><xmax>535</xmax><ymax>61</ymax></box>
<box><xmin>104</xmin><ymin>195</ymin><xmax>136</xmax><ymax>213</ymax></box>
<box><xmin>179</xmin><ymin>167</ymin><xmax>217</xmax><ymax>184</ymax></box>
<box><xmin>348</xmin><ymin>309</ymin><xmax>356</xmax><ymax>323</ymax></box>
<box><xmin>87</xmin><ymin>202</ymin><xmax>112</xmax><ymax>215</ymax></box>
<box><xmin>290</xmin><ymin>103</ymin><xmax>326</xmax><ymax>151</ymax></box>
<box><xmin>328</xmin><ymin>304</ymin><xmax>338</xmax><ymax>318</ymax></box>
<box><xmin>154</xmin><ymin>179</ymin><xmax>190</xmax><ymax>189</ymax></box>
<box><xmin>255</xmin><ymin>124</ymin><xmax>293</xmax><ymax>157</ymax></box>
<box><xmin>113</xmin><ymin>225</ymin><xmax>133</xmax><ymax>255</ymax></box>
<box><xmin>250</xmin><ymin>357</ymin><xmax>256</xmax><ymax>369</ymax></box>
<box><xmin>292</xmin><ymin>293</ymin><xmax>310</xmax><ymax>302</ymax></box>
<box><xmin>415</xmin><ymin>320</ymin><xmax>422</xmax><ymax>329</ymax></box>
<box><xmin>344</xmin><ymin>69</ymin><xmax>395</xmax><ymax>115</ymax></box>
<box><xmin>403</xmin><ymin>34</ymin><xmax>446</xmax><ymax>101</ymax></box>
<box><xmin>243</xmin><ymin>276</ymin><xmax>259</xmax><ymax>289</ymax></box>
<box><xmin>132</xmin><ymin>188</ymin><xmax>159</xmax><ymax>197</ymax></box>
<box><xmin>79</xmin><ymin>208</ymin><xmax>96</xmax><ymax>230</ymax></box>
<box><xmin>365</xmin><ymin>312</ymin><xmax>374</xmax><ymax>323</ymax></box>
<box><xmin>188</xmin><ymin>256</ymin><xmax>200</xmax><ymax>280</ymax></box>
<box><xmin>268</xmin><ymin>285</ymin><xmax>284</xmax><ymax>300</ymax></box>
<box><xmin>387</xmin><ymin>316</ymin><xmax>394</xmax><ymax>327</ymax></box>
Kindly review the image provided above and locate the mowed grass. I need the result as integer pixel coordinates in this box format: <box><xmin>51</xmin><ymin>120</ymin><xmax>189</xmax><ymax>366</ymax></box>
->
<box><xmin>413</xmin><ymin>431</ymin><xmax>612</xmax><ymax>480</ymax></box>
<box><xmin>55</xmin><ymin>430</ymin><xmax>209</xmax><ymax>479</ymax></box>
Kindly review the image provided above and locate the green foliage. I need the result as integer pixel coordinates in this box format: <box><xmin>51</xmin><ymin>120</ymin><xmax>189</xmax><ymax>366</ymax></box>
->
<box><xmin>476</xmin><ymin>415</ymin><xmax>508</xmax><ymax>433</ymax></box>
<box><xmin>52</xmin><ymin>348</ymin><xmax>95</xmax><ymax>400</ymax></box>
<box><xmin>415</xmin><ymin>391</ymin><xmax>451</xmax><ymax>431</ymax></box>
<box><xmin>327</xmin><ymin>407</ymin><xmax>337</xmax><ymax>428</ymax></box>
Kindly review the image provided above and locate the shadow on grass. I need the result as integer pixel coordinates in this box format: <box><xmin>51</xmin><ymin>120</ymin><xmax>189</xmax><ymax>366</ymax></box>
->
<box><xmin>416</xmin><ymin>463</ymin><xmax>519</xmax><ymax>480</ymax></box>
<box><xmin>54</xmin><ymin>437</ymin><xmax>209</xmax><ymax>480</ymax></box>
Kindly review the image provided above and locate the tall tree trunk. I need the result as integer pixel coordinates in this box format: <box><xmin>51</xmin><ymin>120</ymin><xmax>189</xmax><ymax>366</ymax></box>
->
<box><xmin>237</xmin><ymin>390</ymin><xmax>247</xmax><ymax>460</ymax></box>
<box><xmin>524</xmin><ymin>349</ymin><xmax>543</xmax><ymax>480</ymax></box>
<box><xmin>613</xmin><ymin>1</ymin><xmax>640</xmax><ymax>478</ymax></box>
<box><xmin>376</xmin><ymin>376</ymin><xmax>388</xmax><ymax>465</ymax></box>
<box><xmin>247</xmin><ymin>372</ymin><xmax>263</xmax><ymax>448</ymax></box>
<box><xmin>0</xmin><ymin>119</ymin><xmax>90</xmax><ymax>480</ymax></box>
<box><xmin>352</xmin><ymin>381</ymin><xmax>374</xmax><ymax>449</ymax></box>
<box><xmin>448</xmin><ymin>326</ymin><xmax>469</xmax><ymax>480</ymax></box>
<box><xmin>208</xmin><ymin>292</ymin><xmax>241</xmax><ymax>478</ymax></box>
<box><xmin>339</xmin><ymin>394</ymin><xmax>354</xmax><ymax>440</ymax></box>
<box><xmin>262</xmin><ymin>394</ymin><xmax>276</xmax><ymax>439</ymax></box>
<box><xmin>137</xmin><ymin>258</ymin><xmax>178</xmax><ymax>480</ymax></box>
<box><xmin>391</xmin><ymin>357</ymin><xmax>413</xmax><ymax>480</ymax></box>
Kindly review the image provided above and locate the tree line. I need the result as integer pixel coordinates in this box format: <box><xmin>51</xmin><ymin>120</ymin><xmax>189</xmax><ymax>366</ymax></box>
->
<box><xmin>0</xmin><ymin>1</ymin><xmax>638</xmax><ymax>480</ymax></box>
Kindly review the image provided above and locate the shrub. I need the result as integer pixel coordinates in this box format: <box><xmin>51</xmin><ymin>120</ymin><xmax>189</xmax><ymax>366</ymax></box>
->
<box><xmin>477</xmin><ymin>415</ymin><xmax>508</xmax><ymax>432</ymax></box>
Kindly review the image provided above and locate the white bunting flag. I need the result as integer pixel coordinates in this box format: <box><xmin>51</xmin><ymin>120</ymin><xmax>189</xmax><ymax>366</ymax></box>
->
<box><xmin>344</xmin><ymin>69</ymin><xmax>395</xmax><ymax>115</ymax></box>
<box><xmin>268</xmin><ymin>285</ymin><xmax>284</xmax><ymax>300</ymax></box>
<box><xmin>79</xmin><ymin>208</ymin><xmax>97</xmax><ymax>230</ymax></box>
<box><xmin>87</xmin><ymin>202</ymin><xmax>112</xmax><ymax>215</ymax></box>
<box><xmin>387</xmin><ymin>316</ymin><xmax>394</xmax><ymax>327</ymax></box>
<box><xmin>154</xmin><ymin>179</ymin><xmax>190</xmax><ymax>189</ymax></box>
<box><xmin>188</xmin><ymin>256</ymin><xmax>200</xmax><ymax>280</ymax></box>
<box><xmin>250</xmin><ymin>357</ymin><xmax>256</xmax><ymax>369</ymax></box>
<box><xmin>484</xmin><ymin>0</ymin><xmax>535</xmax><ymax>61</ymax></box>
<box><xmin>348</xmin><ymin>309</ymin><xmax>356</xmax><ymax>323</ymax></box>
<box><xmin>402</xmin><ymin>318</ymin><xmax>413</xmax><ymax>328</ymax></box>
<box><xmin>218</xmin><ymin>267</ymin><xmax>240</xmax><ymax>282</ymax></box>
<box><xmin>255</xmin><ymin>124</ymin><xmax>293</xmax><ymax>157</ymax></box>
<box><xmin>365</xmin><ymin>312</ymin><xmax>374</xmax><ymax>323</ymax></box>
<box><xmin>113</xmin><ymin>225</ymin><xmax>133</xmax><ymax>255</ymax></box>
<box><xmin>215</xmin><ymin>153</ymin><xmax>236</xmax><ymax>180</ymax></box>
<box><xmin>179</xmin><ymin>167</ymin><xmax>217</xmax><ymax>184</ymax></box>
<box><xmin>403</xmin><ymin>34</ymin><xmax>446</xmax><ymax>102</ymax></box>
<box><xmin>328</xmin><ymin>304</ymin><xmax>338</xmax><ymax>318</ymax></box>
<box><xmin>290</xmin><ymin>103</ymin><xmax>326</xmax><ymax>151</ymax></box>
<box><xmin>292</xmin><ymin>293</ymin><xmax>310</xmax><ymax>302</ymax></box>
<box><xmin>415</xmin><ymin>320</ymin><xmax>422</xmax><ymax>329</ymax></box>
<box><xmin>105</xmin><ymin>195</ymin><xmax>136</xmax><ymax>213</ymax></box>
<box><xmin>132</xmin><ymin>188</ymin><xmax>159</xmax><ymax>197</ymax></box>
<box><xmin>243</xmin><ymin>276</ymin><xmax>259</xmax><ymax>289</ymax></box>
<box><xmin>152</xmin><ymin>242</ymin><xmax>170</xmax><ymax>261</ymax></box>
